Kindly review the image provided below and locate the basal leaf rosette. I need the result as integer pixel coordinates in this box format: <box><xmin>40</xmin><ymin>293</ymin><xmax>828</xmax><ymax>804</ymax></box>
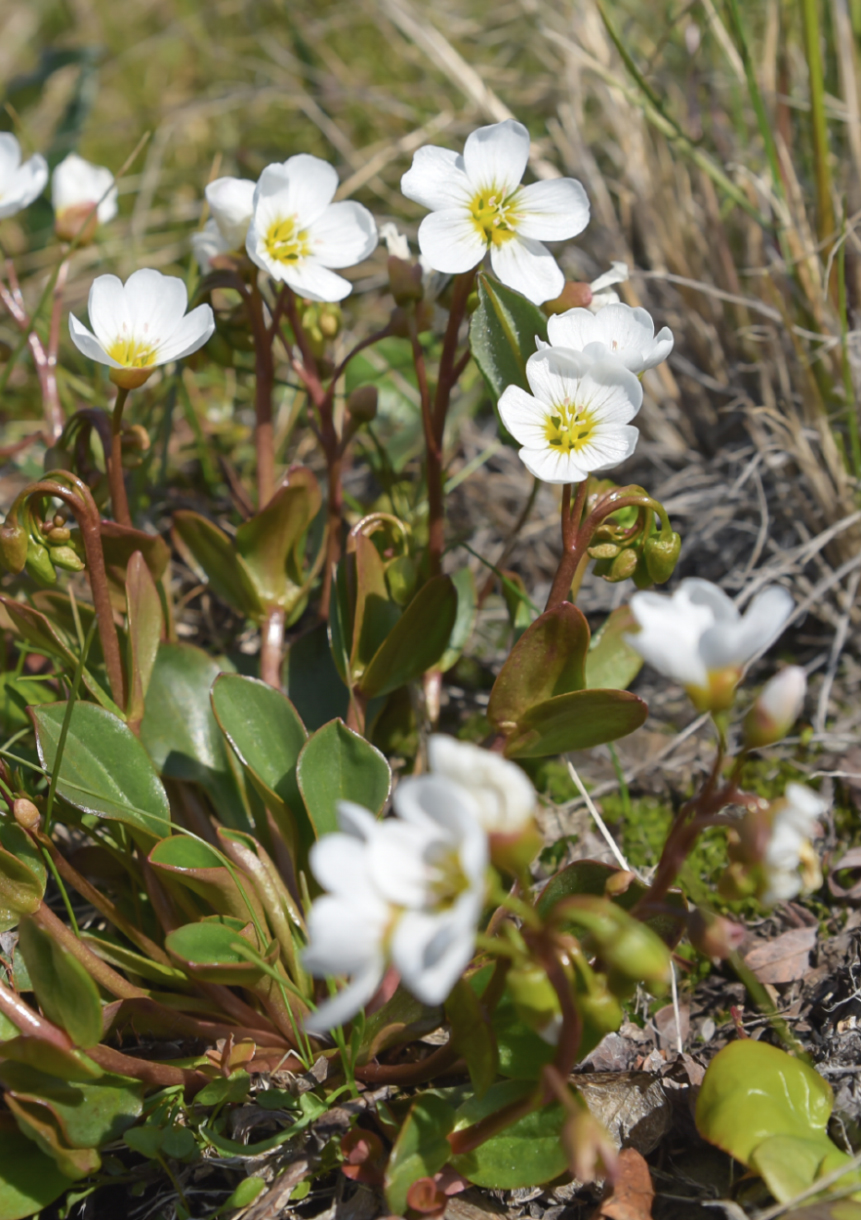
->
<box><xmin>69</xmin><ymin>269</ymin><xmax>215</xmax><ymax>389</ymax></box>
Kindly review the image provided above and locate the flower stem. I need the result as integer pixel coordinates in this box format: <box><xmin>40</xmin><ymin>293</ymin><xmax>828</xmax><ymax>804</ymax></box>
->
<box><xmin>260</xmin><ymin>606</ymin><xmax>285</xmax><ymax>690</ymax></box>
<box><xmin>545</xmin><ymin>481</ymin><xmax>589</xmax><ymax>610</ymax></box>
<box><xmin>109</xmin><ymin>386</ymin><xmax>132</xmax><ymax>526</ymax></box>
<box><xmin>249</xmin><ymin>282</ymin><xmax>276</xmax><ymax>508</ymax></box>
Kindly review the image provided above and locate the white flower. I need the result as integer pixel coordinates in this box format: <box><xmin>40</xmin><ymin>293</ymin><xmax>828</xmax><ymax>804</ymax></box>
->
<box><xmin>69</xmin><ymin>269</ymin><xmax>215</xmax><ymax>389</ymax></box>
<box><xmin>245</xmin><ymin>154</ymin><xmax>378</xmax><ymax>302</ymax></box>
<box><xmin>379</xmin><ymin>221</ymin><xmax>411</xmax><ymax>261</ymax></box>
<box><xmin>401</xmin><ymin>119</ymin><xmax>589</xmax><ymax>305</ymax></box>
<box><xmin>744</xmin><ymin>666</ymin><xmax>807</xmax><ymax>748</ymax></box>
<box><xmin>588</xmin><ymin>262</ymin><xmax>628</xmax><ymax>312</ymax></box>
<box><xmin>51</xmin><ymin>153</ymin><xmax>117</xmax><ymax>232</ymax></box>
<box><xmin>498</xmin><ymin>348</ymin><xmax>642</xmax><ymax>484</ymax></box>
<box><xmin>761</xmin><ymin>782</ymin><xmax>826</xmax><ymax>905</ymax></box>
<box><xmin>427</xmin><ymin>735</ymin><xmax>535</xmax><ymax>835</ymax></box>
<box><xmin>303</xmin><ymin>776</ymin><xmax>488</xmax><ymax>1034</ymax></box>
<box><xmin>546</xmin><ymin>303</ymin><xmax>673</xmax><ymax>374</ymax></box>
<box><xmin>627</xmin><ymin>578</ymin><xmax>794</xmax><ymax>711</ymax></box>
<box><xmin>191</xmin><ymin>218</ymin><xmax>229</xmax><ymax>272</ymax></box>
<box><xmin>205</xmin><ymin>176</ymin><xmax>256</xmax><ymax>249</ymax></box>
<box><xmin>0</xmin><ymin>133</ymin><xmax>48</xmax><ymax>220</ymax></box>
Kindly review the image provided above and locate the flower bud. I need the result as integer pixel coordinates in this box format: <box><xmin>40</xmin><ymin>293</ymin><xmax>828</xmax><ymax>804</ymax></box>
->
<box><xmin>588</xmin><ymin>542</ymin><xmax>620</xmax><ymax>560</ymax></box>
<box><xmin>12</xmin><ymin>798</ymin><xmax>41</xmax><ymax>831</ymax></box>
<box><xmin>743</xmin><ymin>666</ymin><xmax>806</xmax><ymax>749</ymax></box>
<box><xmin>346</xmin><ymin>385</ymin><xmax>378</xmax><ymax>424</ymax></box>
<box><xmin>506</xmin><ymin>964</ymin><xmax>563</xmax><ymax>1043</ymax></box>
<box><xmin>45</xmin><ymin>526</ymin><xmax>71</xmax><ymax>544</ymax></box>
<box><xmin>25</xmin><ymin>541</ymin><xmax>57</xmax><ymax>585</ymax></box>
<box><xmin>318</xmin><ymin>305</ymin><xmax>341</xmax><ymax>339</ymax></box>
<box><xmin>49</xmin><ymin>544</ymin><xmax>86</xmax><ymax>573</ymax></box>
<box><xmin>606</xmin><ymin>548</ymin><xmax>638</xmax><ymax>583</ymax></box>
<box><xmin>563</xmin><ymin>1105</ymin><xmax>618</xmax><ymax>1184</ymax></box>
<box><xmin>489</xmin><ymin>824</ymin><xmax>544</xmax><ymax>876</ymax></box>
<box><xmin>122</xmin><ymin>424</ymin><xmax>151</xmax><ymax>453</ymax></box>
<box><xmin>388</xmin><ymin>255</ymin><xmax>424</xmax><ymax>306</ymax></box>
<box><xmin>55</xmin><ymin>203</ymin><xmax>98</xmax><ymax>245</ymax></box>
<box><xmin>0</xmin><ymin>517</ymin><xmax>29</xmax><ymax>574</ymax></box>
<box><xmin>644</xmin><ymin>531</ymin><xmax>681</xmax><ymax>585</ymax></box>
<box><xmin>574</xmin><ymin>899</ymin><xmax>671</xmax><ymax>991</ymax></box>
<box><xmin>542</xmin><ymin>281</ymin><xmax>593</xmax><ymax>317</ymax></box>
<box><xmin>687</xmin><ymin>909</ymin><xmax>745</xmax><ymax>960</ymax></box>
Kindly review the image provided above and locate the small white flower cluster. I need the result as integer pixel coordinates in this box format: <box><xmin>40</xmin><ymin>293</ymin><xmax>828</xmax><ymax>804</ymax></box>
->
<box><xmin>760</xmin><ymin>783</ymin><xmax>825</xmax><ymax>905</ymax></box>
<box><xmin>0</xmin><ymin>134</ymin><xmax>117</xmax><ymax>234</ymax></box>
<box><xmin>303</xmin><ymin>736</ymin><xmax>535</xmax><ymax>1034</ymax></box>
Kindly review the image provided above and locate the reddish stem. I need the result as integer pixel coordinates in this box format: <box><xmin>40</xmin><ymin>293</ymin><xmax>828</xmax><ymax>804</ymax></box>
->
<box><xmin>355</xmin><ymin>1040</ymin><xmax>460</xmax><ymax>1085</ymax></box>
<box><xmin>108</xmin><ymin>386</ymin><xmax>132</xmax><ymax>527</ymax></box>
<box><xmin>260</xmin><ymin>606</ymin><xmax>285</xmax><ymax>690</ymax></box>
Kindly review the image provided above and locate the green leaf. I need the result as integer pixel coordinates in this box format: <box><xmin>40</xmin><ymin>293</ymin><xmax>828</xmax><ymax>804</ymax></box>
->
<box><xmin>172</xmin><ymin>511</ymin><xmax>263</xmax><ymax>620</ymax></box>
<box><xmin>0</xmin><ymin>824</ymin><xmax>46</xmax><ymax>917</ymax></box>
<box><xmin>0</xmin><ymin>1113</ymin><xmax>74</xmax><ymax>1220</ymax></box>
<box><xmin>384</xmin><ymin>1093</ymin><xmax>455</xmax><ymax>1215</ymax></box>
<box><xmin>165</xmin><ymin>920</ymin><xmax>268</xmax><ymax>986</ymax></box>
<box><xmin>439</xmin><ymin>568</ymin><xmax>477</xmax><ymax>673</ymax></box>
<box><xmin>537</xmin><ymin>860</ymin><xmax>687</xmax><ymax>948</ymax></box>
<box><xmin>297</xmin><ymin>719</ymin><xmax>391</xmax><ymax>839</ymax></box>
<box><xmin>469</xmin><ymin>966</ymin><xmax>553</xmax><ymax>1081</ymax></box>
<box><xmin>351</xmin><ymin>534</ymin><xmax>401</xmax><ymax>681</ymax></box>
<box><xmin>359</xmin><ymin>575</ymin><xmax>458</xmax><ymax>698</ymax></box>
<box><xmin>211</xmin><ymin>674</ymin><xmax>309</xmax><ymax>854</ymax></box>
<box><xmin>140</xmin><ymin>643</ymin><xmax>252</xmax><ymax>832</ymax></box>
<box><xmin>585</xmin><ymin>605</ymin><xmax>644</xmax><ymax>690</ymax></box>
<box><xmin>356</xmin><ymin>986</ymin><xmax>442</xmax><ymax>1066</ymax></box>
<box><xmin>234</xmin><ymin>468</ymin><xmax>321</xmax><ymax>611</ymax></box>
<box><xmin>750</xmin><ymin>1134</ymin><xmax>858</xmax><ymax>1205</ymax></box>
<box><xmin>0</xmin><ymin>672</ymin><xmax>55</xmax><ymax>734</ymax></box>
<box><xmin>99</xmin><ymin>520</ymin><xmax>170</xmax><ymax>585</ymax></box>
<box><xmin>284</xmin><ymin>622</ymin><xmax>349</xmax><ymax>731</ymax></box>
<box><xmin>0</xmin><ymin>1064</ymin><xmax>143</xmax><ymax>1149</ymax></box>
<box><xmin>446</xmin><ymin>979</ymin><xmax>497</xmax><ymax>1099</ymax></box>
<box><xmin>124</xmin><ymin>551</ymin><xmax>163</xmax><ymax>729</ymax></box>
<box><xmin>503</xmin><ymin>688</ymin><xmax>648</xmax><ymax>758</ymax></box>
<box><xmin>488</xmin><ymin>603</ymin><xmax>590</xmax><ymax>732</ymax></box>
<box><xmin>450</xmin><ymin>1080</ymin><xmax>567</xmax><ymax>1188</ymax></box>
<box><xmin>696</xmin><ymin>1040</ymin><xmax>836</xmax><ymax>1169</ymax></box>
<box><xmin>17</xmin><ymin>918</ymin><xmax>103</xmax><ymax>1049</ymax></box>
<box><xmin>148</xmin><ymin>837</ymin><xmax>269</xmax><ymax>927</ymax></box>
<box><xmin>469</xmin><ymin>273</ymin><xmax>548</xmax><ymax>406</ymax></box>
<box><xmin>32</xmin><ymin>702</ymin><xmax>171</xmax><ymax>838</ymax></box>
<box><xmin>195</xmin><ymin>1070</ymin><xmax>250</xmax><ymax>1107</ymax></box>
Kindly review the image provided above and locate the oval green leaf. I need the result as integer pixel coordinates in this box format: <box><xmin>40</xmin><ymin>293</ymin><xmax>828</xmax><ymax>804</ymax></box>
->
<box><xmin>450</xmin><ymin>1080</ymin><xmax>567</xmax><ymax>1188</ymax></box>
<box><xmin>503</xmin><ymin>688</ymin><xmax>648</xmax><ymax>758</ymax></box>
<box><xmin>0</xmin><ymin>1114</ymin><xmax>74</xmax><ymax>1220</ymax></box>
<box><xmin>17</xmin><ymin>918</ymin><xmax>103</xmax><ymax>1049</ymax></box>
<box><xmin>384</xmin><ymin>1093</ymin><xmax>455</xmax><ymax>1215</ymax></box>
<box><xmin>297</xmin><ymin>719</ymin><xmax>391</xmax><ymax>839</ymax></box>
<box><xmin>488</xmin><ymin>602</ymin><xmax>590</xmax><ymax>732</ymax></box>
<box><xmin>359</xmin><ymin>574</ymin><xmax>458</xmax><ymax>699</ymax></box>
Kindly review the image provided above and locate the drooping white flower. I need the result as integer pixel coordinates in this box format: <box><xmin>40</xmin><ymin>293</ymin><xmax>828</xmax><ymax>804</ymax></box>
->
<box><xmin>744</xmin><ymin>665</ymin><xmax>807</xmax><ymax>748</ymax></box>
<box><xmin>427</xmin><ymin>735</ymin><xmax>535</xmax><ymax>835</ymax></box>
<box><xmin>205</xmin><ymin>176</ymin><xmax>256</xmax><ymax>250</ymax></box>
<box><xmin>546</xmin><ymin>303</ymin><xmax>674</xmax><ymax>374</ymax></box>
<box><xmin>498</xmin><ymin>348</ymin><xmax>642</xmax><ymax>484</ymax></box>
<box><xmin>627</xmin><ymin>578</ymin><xmax>794</xmax><ymax>711</ymax></box>
<box><xmin>588</xmin><ymin>262</ymin><xmax>628</xmax><ymax>312</ymax></box>
<box><xmin>401</xmin><ymin>119</ymin><xmax>590</xmax><ymax>305</ymax></box>
<box><xmin>245</xmin><ymin>154</ymin><xmax>378</xmax><ymax>302</ymax></box>
<box><xmin>379</xmin><ymin>221</ymin><xmax>411</xmax><ymax>261</ymax></box>
<box><xmin>51</xmin><ymin>153</ymin><xmax>117</xmax><ymax>240</ymax></box>
<box><xmin>303</xmin><ymin>776</ymin><xmax>488</xmax><ymax>1034</ymax></box>
<box><xmin>0</xmin><ymin>133</ymin><xmax>48</xmax><ymax>221</ymax></box>
<box><xmin>761</xmin><ymin>783</ymin><xmax>826</xmax><ymax>905</ymax></box>
<box><xmin>191</xmin><ymin>218</ymin><xmax>229</xmax><ymax>272</ymax></box>
<box><xmin>69</xmin><ymin>269</ymin><xmax>215</xmax><ymax>389</ymax></box>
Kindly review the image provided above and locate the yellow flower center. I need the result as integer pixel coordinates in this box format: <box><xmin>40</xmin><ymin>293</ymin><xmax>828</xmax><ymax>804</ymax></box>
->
<box><xmin>544</xmin><ymin>401</ymin><xmax>597</xmax><ymax>454</ymax></box>
<box><xmin>263</xmin><ymin>215</ymin><xmax>311</xmax><ymax>265</ymax></box>
<box><xmin>469</xmin><ymin>188</ymin><xmax>518</xmax><ymax>246</ymax></box>
<box><xmin>105</xmin><ymin>336</ymin><xmax>158</xmax><ymax>369</ymax></box>
<box><xmin>428</xmin><ymin>845</ymin><xmax>470</xmax><ymax>910</ymax></box>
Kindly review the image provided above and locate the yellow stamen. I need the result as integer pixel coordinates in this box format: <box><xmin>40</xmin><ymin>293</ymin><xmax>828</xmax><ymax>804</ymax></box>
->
<box><xmin>105</xmin><ymin>336</ymin><xmax>157</xmax><ymax>369</ymax></box>
<box><xmin>264</xmin><ymin>215</ymin><xmax>311</xmax><ymax>265</ymax></box>
<box><xmin>427</xmin><ymin>845</ymin><xmax>470</xmax><ymax>910</ymax></box>
<box><xmin>469</xmin><ymin>187</ymin><xmax>517</xmax><ymax>246</ymax></box>
<box><xmin>543</xmin><ymin>401</ymin><xmax>597</xmax><ymax>454</ymax></box>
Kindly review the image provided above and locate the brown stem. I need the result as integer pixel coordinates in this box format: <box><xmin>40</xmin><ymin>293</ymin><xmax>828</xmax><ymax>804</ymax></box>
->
<box><xmin>1</xmin><ymin>263</ymin><xmax>63</xmax><ymax>443</ymax></box>
<box><xmin>87</xmin><ymin>1043</ymin><xmax>211</xmax><ymax>1094</ymax></box>
<box><xmin>447</xmin><ymin>1089</ymin><xmax>537</xmax><ymax>1156</ymax></box>
<box><xmin>248</xmin><ymin>282</ymin><xmax>277</xmax><ymax>508</ymax></box>
<box><xmin>545</xmin><ymin>481</ymin><xmax>589</xmax><ymax>610</ymax></box>
<box><xmin>0</xmin><ymin>977</ymin><xmax>73</xmax><ymax>1049</ymax></box>
<box><xmin>108</xmin><ymin>386</ymin><xmax>132</xmax><ymax>527</ymax></box>
<box><xmin>355</xmin><ymin>1040</ymin><xmax>460</xmax><ymax>1085</ymax></box>
<box><xmin>260</xmin><ymin>606</ymin><xmax>285</xmax><ymax>690</ymax></box>
<box><xmin>32</xmin><ymin>902</ymin><xmax>147</xmax><ymax>1000</ymax></box>
<box><xmin>320</xmin><ymin>450</ymin><xmax>342</xmax><ymax>620</ymax></box>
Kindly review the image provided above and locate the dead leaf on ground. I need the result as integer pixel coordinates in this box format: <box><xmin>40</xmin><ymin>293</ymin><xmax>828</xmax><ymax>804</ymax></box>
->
<box><xmin>654</xmin><ymin>1002</ymin><xmax>690</xmax><ymax>1048</ymax></box>
<box><xmin>744</xmin><ymin>927</ymin><xmax>817</xmax><ymax>984</ymax></box>
<box><xmin>595</xmin><ymin>1148</ymin><xmax>654</xmax><ymax>1220</ymax></box>
<box><xmin>575</xmin><ymin>1072</ymin><xmax>671</xmax><ymax>1155</ymax></box>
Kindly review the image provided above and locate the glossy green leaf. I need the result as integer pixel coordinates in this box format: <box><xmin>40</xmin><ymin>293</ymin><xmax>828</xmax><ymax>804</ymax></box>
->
<box><xmin>140</xmin><ymin>643</ymin><xmax>251</xmax><ymax>832</ymax></box>
<box><xmin>696</xmin><ymin>1040</ymin><xmax>835</xmax><ymax>1167</ymax></box>
<box><xmin>439</xmin><ymin>568</ymin><xmax>477</xmax><ymax>673</ymax></box>
<box><xmin>351</xmin><ymin>534</ymin><xmax>400</xmax><ymax>680</ymax></box>
<box><xmin>446</xmin><ymin>978</ymin><xmax>497</xmax><ymax>1099</ymax></box>
<box><xmin>469</xmin><ymin>965</ymin><xmax>553</xmax><ymax>1081</ymax></box>
<box><xmin>503</xmin><ymin>688</ymin><xmax>648</xmax><ymax>758</ymax></box>
<box><xmin>172</xmin><ymin>511</ymin><xmax>263</xmax><ymax>620</ymax></box>
<box><xmin>33</xmin><ymin>702</ymin><xmax>171</xmax><ymax>838</ymax></box>
<box><xmin>0</xmin><ymin>1038</ymin><xmax>102</xmax><ymax>1082</ymax></box>
<box><xmin>125</xmin><ymin>550</ymin><xmax>163</xmax><ymax>729</ymax></box>
<box><xmin>100</xmin><ymin>520</ymin><xmax>170</xmax><ymax>585</ymax></box>
<box><xmin>211</xmin><ymin>674</ymin><xmax>309</xmax><ymax>853</ymax></box>
<box><xmin>0</xmin><ymin>672</ymin><xmax>54</xmax><ymax>734</ymax></box>
<box><xmin>488</xmin><ymin>603</ymin><xmax>590</xmax><ymax>732</ymax></box>
<box><xmin>283</xmin><ymin>621</ymin><xmax>349</xmax><ymax>731</ymax></box>
<box><xmin>148</xmin><ymin>836</ymin><xmax>269</xmax><ymax>927</ymax></box>
<box><xmin>384</xmin><ymin>1093</ymin><xmax>455</xmax><ymax>1215</ymax></box>
<box><xmin>585</xmin><ymin>605</ymin><xmax>644</xmax><ymax>690</ymax></box>
<box><xmin>450</xmin><ymin>1080</ymin><xmax>567</xmax><ymax>1188</ymax></box>
<box><xmin>234</xmin><ymin>468</ymin><xmax>321</xmax><ymax>610</ymax></box>
<box><xmin>17</xmin><ymin>918</ymin><xmax>103</xmax><ymax>1049</ymax></box>
<box><xmin>81</xmin><ymin>934</ymin><xmax>188</xmax><ymax>988</ymax></box>
<box><xmin>537</xmin><ymin>860</ymin><xmax>687</xmax><ymax>947</ymax></box>
<box><xmin>195</xmin><ymin>1069</ymin><xmax>250</xmax><ymax>1107</ymax></box>
<box><xmin>297</xmin><ymin>719</ymin><xmax>391</xmax><ymax>838</ymax></box>
<box><xmin>0</xmin><ymin>1113</ymin><xmax>74</xmax><ymax>1220</ymax></box>
<box><xmin>4</xmin><ymin>1094</ymin><xmax>100</xmax><ymax>1180</ymax></box>
<box><xmin>750</xmin><ymin>1134</ymin><xmax>859</xmax><ymax>1204</ymax></box>
<box><xmin>469</xmin><ymin>272</ymin><xmax>548</xmax><ymax>406</ymax></box>
<box><xmin>165</xmin><ymin>919</ymin><xmax>268</xmax><ymax>986</ymax></box>
<box><xmin>359</xmin><ymin>575</ymin><xmax>458</xmax><ymax>698</ymax></box>
<box><xmin>0</xmin><ymin>824</ymin><xmax>46</xmax><ymax>917</ymax></box>
<box><xmin>0</xmin><ymin>1064</ymin><xmax>143</xmax><ymax>1149</ymax></box>
<box><xmin>356</xmin><ymin>986</ymin><xmax>442</xmax><ymax>1066</ymax></box>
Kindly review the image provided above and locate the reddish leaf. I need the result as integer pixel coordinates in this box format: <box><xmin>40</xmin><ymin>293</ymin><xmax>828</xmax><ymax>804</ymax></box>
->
<box><xmin>744</xmin><ymin>927</ymin><xmax>816</xmax><ymax>984</ymax></box>
<box><xmin>596</xmin><ymin>1148</ymin><xmax>654</xmax><ymax>1220</ymax></box>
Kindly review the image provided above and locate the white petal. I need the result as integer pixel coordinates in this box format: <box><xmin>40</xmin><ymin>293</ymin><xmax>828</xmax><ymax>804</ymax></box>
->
<box><xmin>393</xmin><ymin>891</ymin><xmax>482</xmax><ymax>1004</ymax></box>
<box><xmin>518</xmin><ymin>444</ymin><xmax>591</xmax><ymax>484</ymax></box>
<box><xmin>524</xmin><ymin>347</ymin><xmax>592</xmax><ymax>405</ymax></box>
<box><xmin>303</xmin><ymin>962</ymin><xmax>386</xmax><ymax>1034</ymax></box>
<box><xmin>515</xmin><ymin>178</ymin><xmax>590</xmax><ymax>242</ymax></box>
<box><xmin>191</xmin><ymin>219</ymin><xmax>229</xmax><ymax>271</ymax></box>
<box><xmin>626</xmin><ymin>588</ymin><xmax>714</xmax><ymax>689</ymax></box>
<box><xmin>641</xmin><ymin>326</ymin><xmax>674</xmax><ymax>369</ymax></box>
<box><xmin>417</xmin><ymin>209</ymin><xmax>486</xmax><ymax>274</ymax></box>
<box><xmin>279</xmin><ymin>257</ymin><xmax>354</xmax><ymax>302</ymax></box>
<box><xmin>153</xmin><ymin>303</ymin><xmax>215</xmax><ymax>363</ymax></box>
<box><xmin>400</xmin><ymin>145</ymin><xmax>472</xmax><ymax>211</ymax></box>
<box><xmin>303</xmin><ymin>894</ymin><xmax>387</xmax><ymax>976</ymax></box>
<box><xmin>86</xmin><ymin>275</ymin><xmax>132</xmax><ymax>349</ymax></box>
<box><xmin>0</xmin><ymin>152</ymin><xmax>47</xmax><ymax>219</ymax></box>
<box><xmin>701</xmin><ymin>585</ymin><xmax>793</xmax><ymax>671</ymax></box>
<box><xmin>463</xmin><ymin>120</ymin><xmax>529</xmax><ymax>196</ymax></box>
<box><xmin>68</xmin><ymin>314</ymin><xmax>121</xmax><ymax>368</ymax></box>
<box><xmin>490</xmin><ymin>235</ymin><xmax>564</xmax><ymax>305</ymax></box>
<box><xmin>497</xmin><ymin>384</ymin><xmax>552</xmax><ymax>449</ymax></box>
<box><xmin>580</xmin><ymin>423</ymin><xmax>640</xmax><ymax>471</ymax></box>
<box><xmin>546</xmin><ymin>308</ymin><xmax>601</xmax><ymax>353</ymax></box>
<box><xmin>205</xmin><ymin>176</ymin><xmax>256</xmax><ymax>248</ymax></box>
<box><xmin>393</xmin><ymin>774</ymin><xmax>482</xmax><ymax>844</ymax></box>
<box><xmin>307</xmin><ymin>200</ymin><xmax>378</xmax><ymax>268</ymax></box>
<box><xmin>0</xmin><ymin>133</ymin><xmax>21</xmax><ymax>183</ymax></box>
<box><xmin>125</xmin><ymin>268</ymin><xmax>189</xmax><ymax>335</ymax></box>
<box><xmin>52</xmin><ymin>154</ymin><xmax>116</xmax><ymax>222</ymax></box>
<box><xmin>309</xmin><ymin>834</ymin><xmax>366</xmax><ymax>896</ymax></box>
<box><xmin>576</xmin><ymin>361</ymin><xmax>644</xmax><ymax>423</ymax></box>
<box><xmin>783</xmin><ymin>782</ymin><xmax>828</xmax><ymax>827</ymax></box>
<box><xmin>590</xmin><ymin>262</ymin><xmax>628</xmax><ymax>293</ymax></box>
<box><xmin>368</xmin><ymin>819</ymin><xmax>436</xmax><ymax>908</ymax></box>
<box><xmin>337</xmin><ymin>800</ymin><xmax>379</xmax><ymax>841</ymax></box>
<box><xmin>254</xmin><ymin>155</ymin><xmax>338</xmax><ymax>227</ymax></box>
<box><xmin>379</xmin><ymin>222</ymin><xmax>411</xmax><ymax>259</ymax></box>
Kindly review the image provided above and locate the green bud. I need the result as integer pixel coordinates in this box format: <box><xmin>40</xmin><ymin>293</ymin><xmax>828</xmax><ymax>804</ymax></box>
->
<box><xmin>577</xmin><ymin>987</ymin><xmax>624</xmax><ymax>1039</ymax></box>
<box><xmin>387</xmin><ymin>256</ymin><xmax>423</xmax><ymax>306</ymax></box>
<box><xmin>0</xmin><ymin>517</ymin><xmax>29</xmax><ymax>574</ymax></box>
<box><xmin>644</xmin><ymin>531</ymin><xmax>682</xmax><ymax>584</ymax></box>
<box><xmin>605</xmin><ymin>548</ymin><xmax>638</xmax><ymax>583</ymax></box>
<box><xmin>25</xmin><ymin>541</ymin><xmax>57</xmax><ymax>585</ymax></box>
<box><xmin>347</xmin><ymin>385</ymin><xmax>378</xmax><ymax>424</ymax></box>
<box><xmin>571</xmin><ymin>898</ymin><xmax>671</xmax><ymax>990</ymax></box>
<box><xmin>507</xmin><ymin>964</ymin><xmax>562</xmax><ymax>1039</ymax></box>
<box><xmin>632</xmin><ymin>550</ymin><xmax>654</xmax><ymax>589</ymax></box>
<box><xmin>319</xmin><ymin>304</ymin><xmax>341</xmax><ymax>338</ymax></box>
<box><xmin>587</xmin><ymin>542</ymin><xmax>620</xmax><ymax>560</ymax></box>
<box><xmin>49</xmin><ymin>545</ymin><xmax>86</xmax><ymax>573</ymax></box>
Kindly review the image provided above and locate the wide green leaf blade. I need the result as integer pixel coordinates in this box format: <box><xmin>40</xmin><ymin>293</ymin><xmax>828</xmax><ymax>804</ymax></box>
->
<box><xmin>172</xmin><ymin>511</ymin><xmax>263</xmax><ymax>619</ymax></box>
<box><xmin>450</xmin><ymin>1080</ymin><xmax>567</xmax><ymax>1188</ymax></box>
<box><xmin>503</xmin><ymin>688</ymin><xmax>648</xmax><ymax>758</ymax></box>
<box><xmin>17</xmin><ymin>918</ymin><xmax>103</xmax><ymax>1049</ymax></box>
<box><xmin>284</xmin><ymin>622</ymin><xmax>349</xmax><ymax>731</ymax></box>
<box><xmin>469</xmin><ymin>273</ymin><xmax>548</xmax><ymax>406</ymax></box>
<box><xmin>585</xmin><ymin>605</ymin><xmax>644</xmax><ymax>690</ymax></box>
<box><xmin>32</xmin><ymin>702</ymin><xmax>171</xmax><ymax>838</ymax></box>
<box><xmin>359</xmin><ymin>575</ymin><xmax>458</xmax><ymax>698</ymax></box>
<box><xmin>384</xmin><ymin>1093</ymin><xmax>455</xmax><ymax>1215</ymax></box>
<box><xmin>0</xmin><ymin>1115</ymin><xmax>74</xmax><ymax>1220</ymax></box>
<box><xmin>488</xmin><ymin>603</ymin><xmax>590</xmax><ymax>733</ymax></box>
<box><xmin>234</xmin><ymin>469</ymin><xmax>321</xmax><ymax>609</ymax></box>
<box><xmin>297</xmin><ymin>719</ymin><xmax>391</xmax><ymax>838</ymax></box>
<box><xmin>0</xmin><ymin>1064</ymin><xmax>143</xmax><ymax>1149</ymax></box>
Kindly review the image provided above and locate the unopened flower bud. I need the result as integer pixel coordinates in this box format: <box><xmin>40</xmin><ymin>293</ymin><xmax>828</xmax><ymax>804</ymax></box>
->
<box><xmin>12</xmin><ymin>798</ymin><xmax>41</xmax><ymax>831</ymax></box>
<box><xmin>644</xmin><ymin>531</ymin><xmax>682</xmax><ymax>585</ymax></box>
<box><xmin>122</xmin><ymin>424</ymin><xmax>151</xmax><ymax>453</ymax></box>
<box><xmin>507</xmin><ymin>964</ymin><xmax>563</xmax><ymax>1043</ymax></box>
<box><xmin>563</xmin><ymin>1105</ymin><xmax>618</xmax><ymax>1184</ymax></box>
<box><xmin>45</xmin><ymin>526</ymin><xmax>71</xmax><ymax>544</ymax></box>
<box><xmin>347</xmin><ymin>385</ymin><xmax>378</xmax><ymax>424</ymax></box>
<box><xmin>574</xmin><ymin>898</ymin><xmax>671</xmax><ymax>992</ymax></box>
<box><xmin>588</xmin><ymin>542</ymin><xmax>620</xmax><ymax>560</ymax></box>
<box><xmin>606</xmin><ymin>548</ymin><xmax>638</xmax><ymax>583</ymax></box>
<box><xmin>743</xmin><ymin>666</ymin><xmax>806</xmax><ymax>749</ymax></box>
<box><xmin>319</xmin><ymin>305</ymin><xmax>341</xmax><ymax>338</ymax></box>
<box><xmin>0</xmin><ymin>517</ymin><xmax>29</xmax><ymax>574</ymax></box>
<box><xmin>388</xmin><ymin>255</ymin><xmax>424</xmax><ymax>306</ymax></box>
<box><xmin>687</xmin><ymin>909</ymin><xmax>745</xmax><ymax>960</ymax></box>
<box><xmin>49</xmin><ymin>544</ymin><xmax>85</xmax><ymax>573</ymax></box>
<box><xmin>542</xmin><ymin>281</ymin><xmax>593</xmax><ymax>317</ymax></box>
<box><xmin>25</xmin><ymin>541</ymin><xmax>57</xmax><ymax>585</ymax></box>
<box><xmin>55</xmin><ymin>203</ymin><xmax>99</xmax><ymax>245</ymax></box>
